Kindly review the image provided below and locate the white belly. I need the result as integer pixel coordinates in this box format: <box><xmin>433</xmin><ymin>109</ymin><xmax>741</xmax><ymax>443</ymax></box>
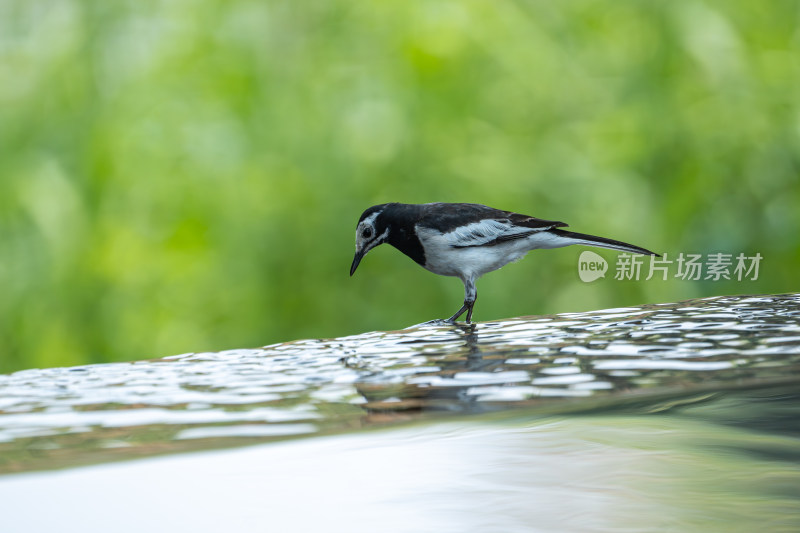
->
<box><xmin>416</xmin><ymin>228</ymin><xmax>531</xmax><ymax>280</ymax></box>
<box><xmin>415</xmin><ymin>225</ymin><xmax>577</xmax><ymax>281</ymax></box>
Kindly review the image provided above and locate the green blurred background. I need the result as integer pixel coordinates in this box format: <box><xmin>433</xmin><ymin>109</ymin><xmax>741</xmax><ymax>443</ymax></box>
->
<box><xmin>1</xmin><ymin>1</ymin><xmax>798</xmax><ymax>372</ymax></box>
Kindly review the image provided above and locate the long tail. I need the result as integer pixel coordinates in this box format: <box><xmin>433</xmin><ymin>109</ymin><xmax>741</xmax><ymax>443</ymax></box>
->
<box><xmin>549</xmin><ymin>229</ymin><xmax>660</xmax><ymax>257</ymax></box>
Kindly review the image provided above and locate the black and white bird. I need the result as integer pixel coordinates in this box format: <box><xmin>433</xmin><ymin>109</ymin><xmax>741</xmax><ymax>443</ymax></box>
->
<box><xmin>350</xmin><ymin>203</ymin><xmax>658</xmax><ymax>324</ymax></box>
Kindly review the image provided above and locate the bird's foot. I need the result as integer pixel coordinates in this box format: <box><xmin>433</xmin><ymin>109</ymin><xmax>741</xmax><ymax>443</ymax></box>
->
<box><xmin>416</xmin><ymin>318</ymin><xmax>452</xmax><ymax>327</ymax></box>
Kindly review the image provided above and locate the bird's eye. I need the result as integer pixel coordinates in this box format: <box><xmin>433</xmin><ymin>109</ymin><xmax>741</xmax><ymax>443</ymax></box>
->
<box><xmin>362</xmin><ymin>227</ymin><xmax>373</xmax><ymax>239</ymax></box>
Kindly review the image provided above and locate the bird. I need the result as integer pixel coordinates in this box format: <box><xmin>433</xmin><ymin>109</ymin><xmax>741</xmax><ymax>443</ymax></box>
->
<box><xmin>350</xmin><ymin>202</ymin><xmax>659</xmax><ymax>324</ymax></box>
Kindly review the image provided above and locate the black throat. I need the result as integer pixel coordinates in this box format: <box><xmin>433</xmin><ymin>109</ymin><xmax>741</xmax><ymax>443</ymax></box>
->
<box><xmin>380</xmin><ymin>204</ymin><xmax>426</xmax><ymax>266</ymax></box>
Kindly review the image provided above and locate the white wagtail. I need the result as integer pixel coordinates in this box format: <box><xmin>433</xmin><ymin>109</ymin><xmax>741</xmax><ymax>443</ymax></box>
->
<box><xmin>350</xmin><ymin>203</ymin><xmax>659</xmax><ymax>323</ymax></box>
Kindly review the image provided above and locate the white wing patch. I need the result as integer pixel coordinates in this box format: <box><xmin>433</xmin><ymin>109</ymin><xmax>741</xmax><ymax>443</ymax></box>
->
<box><xmin>441</xmin><ymin>219</ymin><xmax>544</xmax><ymax>248</ymax></box>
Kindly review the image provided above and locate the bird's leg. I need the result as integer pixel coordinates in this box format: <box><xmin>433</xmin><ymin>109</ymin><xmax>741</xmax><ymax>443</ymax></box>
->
<box><xmin>446</xmin><ymin>303</ymin><xmax>469</xmax><ymax>323</ymax></box>
<box><xmin>447</xmin><ymin>279</ymin><xmax>477</xmax><ymax>324</ymax></box>
<box><xmin>464</xmin><ymin>282</ymin><xmax>477</xmax><ymax>323</ymax></box>
<box><xmin>465</xmin><ymin>294</ymin><xmax>477</xmax><ymax>323</ymax></box>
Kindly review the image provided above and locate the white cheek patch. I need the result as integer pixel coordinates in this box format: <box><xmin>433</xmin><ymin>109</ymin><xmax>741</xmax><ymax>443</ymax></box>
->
<box><xmin>363</xmin><ymin>228</ymin><xmax>389</xmax><ymax>253</ymax></box>
<box><xmin>356</xmin><ymin>222</ymin><xmax>388</xmax><ymax>253</ymax></box>
<box><xmin>356</xmin><ymin>212</ymin><xmax>383</xmax><ymax>249</ymax></box>
<box><xmin>355</xmin><ymin>226</ymin><xmax>365</xmax><ymax>249</ymax></box>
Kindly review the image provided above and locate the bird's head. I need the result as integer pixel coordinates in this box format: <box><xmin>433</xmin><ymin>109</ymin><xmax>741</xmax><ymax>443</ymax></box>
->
<box><xmin>350</xmin><ymin>204</ymin><xmax>392</xmax><ymax>276</ymax></box>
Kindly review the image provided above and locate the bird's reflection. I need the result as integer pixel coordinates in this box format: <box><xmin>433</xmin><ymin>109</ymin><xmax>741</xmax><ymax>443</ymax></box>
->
<box><xmin>453</xmin><ymin>322</ymin><xmax>484</xmax><ymax>363</ymax></box>
<box><xmin>353</xmin><ymin>321</ymin><xmax>508</xmax><ymax>420</ymax></box>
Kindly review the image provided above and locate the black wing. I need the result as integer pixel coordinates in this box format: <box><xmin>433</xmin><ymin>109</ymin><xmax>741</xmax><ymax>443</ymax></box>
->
<box><xmin>418</xmin><ymin>203</ymin><xmax>568</xmax><ymax>248</ymax></box>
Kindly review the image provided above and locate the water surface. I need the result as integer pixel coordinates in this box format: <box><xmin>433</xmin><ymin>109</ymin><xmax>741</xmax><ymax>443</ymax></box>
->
<box><xmin>1</xmin><ymin>293</ymin><xmax>799</xmax><ymax>474</ymax></box>
<box><xmin>1</xmin><ymin>388</ymin><xmax>799</xmax><ymax>532</ymax></box>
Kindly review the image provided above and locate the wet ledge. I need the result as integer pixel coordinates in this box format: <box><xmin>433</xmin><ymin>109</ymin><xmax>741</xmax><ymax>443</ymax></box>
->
<box><xmin>1</xmin><ymin>293</ymin><xmax>799</xmax><ymax>474</ymax></box>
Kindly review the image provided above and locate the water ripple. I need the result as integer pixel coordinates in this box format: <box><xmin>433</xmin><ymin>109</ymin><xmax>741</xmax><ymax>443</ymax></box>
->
<box><xmin>1</xmin><ymin>293</ymin><xmax>799</xmax><ymax>473</ymax></box>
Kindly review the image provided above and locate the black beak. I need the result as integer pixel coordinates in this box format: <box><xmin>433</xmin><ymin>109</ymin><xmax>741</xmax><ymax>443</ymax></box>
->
<box><xmin>350</xmin><ymin>249</ymin><xmax>365</xmax><ymax>276</ymax></box>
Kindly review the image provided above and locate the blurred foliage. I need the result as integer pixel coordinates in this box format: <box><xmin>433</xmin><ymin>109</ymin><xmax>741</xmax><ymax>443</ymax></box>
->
<box><xmin>0</xmin><ymin>0</ymin><xmax>798</xmax><ymax>372</ymax></box>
